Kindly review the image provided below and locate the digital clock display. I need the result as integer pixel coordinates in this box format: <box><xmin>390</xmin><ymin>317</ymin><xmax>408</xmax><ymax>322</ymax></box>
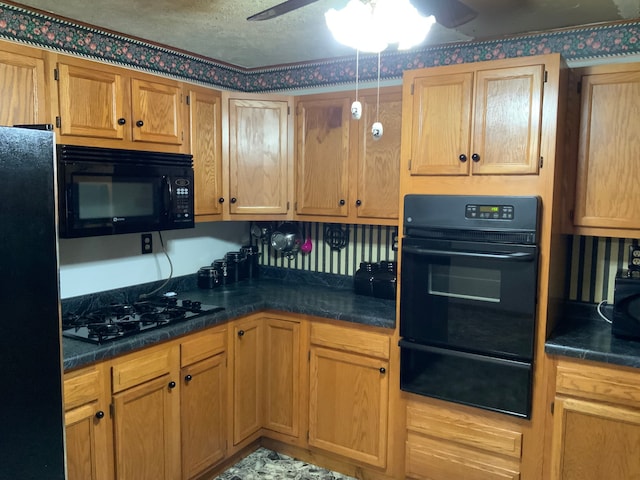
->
<box><xmin>479</xmin><ymin>206</ymin><xmax>500</xmax><ymax>213</ymax></box>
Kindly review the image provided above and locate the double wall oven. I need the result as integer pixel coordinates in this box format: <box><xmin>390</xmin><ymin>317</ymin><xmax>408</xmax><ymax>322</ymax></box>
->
<box><xmin>399</xmin><ymin>195</ymin><xmax>540</xmax><ymax>418</ymax></box>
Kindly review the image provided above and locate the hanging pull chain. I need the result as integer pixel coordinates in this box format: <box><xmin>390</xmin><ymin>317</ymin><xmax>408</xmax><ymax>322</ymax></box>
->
<box><xmin>372</xmin><ymin>51</ymin><xmax>383</xmax><ymax>140</ymax></box>
<box><xmin>351</xmin><ymin>49</ymin><xmax>362</xmax><ymax>120</ymax></box>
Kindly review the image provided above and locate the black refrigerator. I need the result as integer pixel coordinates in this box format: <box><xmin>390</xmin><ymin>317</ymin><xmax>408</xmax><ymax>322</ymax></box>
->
<box><xmin>0</xmin><ymin>126</ymin><xmax>66</xmax><ymax>479</ymax></box>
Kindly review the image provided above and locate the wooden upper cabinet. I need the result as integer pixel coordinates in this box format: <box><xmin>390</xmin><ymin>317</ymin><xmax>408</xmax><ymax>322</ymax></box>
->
<box><xmin>227</xmin><ymin>95</ymin><xmax>292</xmax><ymax>217</ymax></box>
<box><xmin>189</xmin><ymin>86</ymin><xmax>223</xmax><ymax>220</ymax></box>
<box><xmin>405</xmin><ymin>62</ymin><xmax>544</xmax><ymax>176</ymax></box>
<box><xmin>295</xmin><ymin>95</ymin><xmax>351</xmax><ymax>217</ymax></box>
<box><xmin>572</xmin><ymin>64</ymin><xmax>640</xmax><ymax>233</ymax></box>
<box><xmin>54</xmin><ymin>55</ymin><xmax>186</xmax><ymax>152</ymax></box>
<box><xmin>0</xmin><ymin>40</ymin><xmax>50</xmax><ymax>126</ymax></box>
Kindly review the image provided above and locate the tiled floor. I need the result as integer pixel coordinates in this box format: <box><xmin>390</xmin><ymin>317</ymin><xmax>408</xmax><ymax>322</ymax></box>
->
<box><xmin>213</xmin><ymin>448</ymin><xmax>358</xmax><ymax>480</ymax></box>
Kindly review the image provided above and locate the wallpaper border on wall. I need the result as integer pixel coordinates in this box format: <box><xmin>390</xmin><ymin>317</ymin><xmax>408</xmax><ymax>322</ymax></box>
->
<box><xmin>256</xmin><ymin>222</ymin><xmax>398</xmax><ymax>278</ymax></box>
<box><xmin>568</xmin><ymin>235</ymin><xmax>639</xmax><ymax>304</ymax></box>
<box><xmin>0</xmin><ymin>2</ymin><xmax>639</xmax><ymax>92</ymax></box>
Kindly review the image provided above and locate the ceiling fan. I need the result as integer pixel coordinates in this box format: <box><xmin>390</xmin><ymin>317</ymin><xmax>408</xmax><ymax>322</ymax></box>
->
<box><xmin>247</xmin><ymin>0</ymin><xmax>477</xmax><ymax>29</ymax></box>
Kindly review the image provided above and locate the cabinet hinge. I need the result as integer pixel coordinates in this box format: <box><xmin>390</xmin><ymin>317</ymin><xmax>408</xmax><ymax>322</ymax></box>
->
<box><xmin>408</xmin><ymin>159</ymin><xmax>412</xmax><ymax>171</ymax></box>
<box><xmin>53</xmin><ymin>68</ymin><xmax>59</xmax><ymax>81</ymax></box>
<box><xmin>550</xmin><ymin>401</ymin><xmax>554</xmax><ymax>414</ymax></box>
<box><xmin>181</xmin><ymin>131</ymin><xmax>184</xmax><ymax>141</ymax></box>
<box><xmin>539</xmin><ymin>156</ymin><xmax>544</xmax><ymax>169</ymax></box>
<box><xmin>544</xmin><ymin>70</ymin><xmax>548</xmax><ymax>83</ymax></box>
<box><xmin>577</xmin><ymin>81</ymin><xmax>582</xmax><ymax>94</ymax></box>
<box><xmin>569</xmin><ymin>209</ymin><xmax>574</xmax><ymax>221</ymax></box>
<box><xmin>186</xmin><ymin>95</ymin><xmax>191</xmax><ymax>106</ymax></box>
<box><xmin>410</xmin><ymin>83</ymin><xmax>414</xmax><ymax>95</ymax></box>
<box><xmin>307</xmin><ymin>431</ymin><xmax>310</xmax><ymax>441</ymax></box>
<box><xmin>109</xmin><ymin>403</ymin><xmax>115</xmax><ymax>418</ymax></box>
<box><xmin>287</xmin><ymin>105</ymin><xmax>290</xmax><ymax>115</ymax></box>
<box><xmin>286</xmin><ymin>201</ymin><xmax>290</xmax><ymax>211</ymax></box>
<box><xmin>308</xmin><ymin>350</ymin><xmax>310</xmax><ymax>362</ymax></box>
<box><xmin>55</xmin><ymin>116</ymin><xmax>61</xmax><ymax>129</ymax></box>
<box><xmin>294</xmin><ymin>201</ymin><xmax>298</xmax><ymax>212</ymax></box>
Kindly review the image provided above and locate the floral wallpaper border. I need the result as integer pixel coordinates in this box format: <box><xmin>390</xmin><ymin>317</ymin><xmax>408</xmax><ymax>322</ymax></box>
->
<box><xmin>1</xmin><ymin>2</ymin><xmax>639</xmax><ymax>92</ymax></box>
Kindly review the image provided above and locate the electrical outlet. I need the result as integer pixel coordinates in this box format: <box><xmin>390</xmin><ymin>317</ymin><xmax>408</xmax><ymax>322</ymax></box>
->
<box><xmin>141</xmin><ymin>233</ymin><xmax>153</xmax><ymax>254</ymax></box>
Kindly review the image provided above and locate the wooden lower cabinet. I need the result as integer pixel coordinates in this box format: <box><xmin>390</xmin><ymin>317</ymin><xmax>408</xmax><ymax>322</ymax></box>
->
<box><xmin>308</xmin><ymin>322</ymin><xmax>390</xmax><ymax>468</ymax></box>
<box><xmin>405</xmin><ymin>398</ymin><xmax>522</xmax><ymax>480</ymax></box>
<box><xmin>64</xmin><ymin>364</ymin><xmax>113</xmax><ymax>480</ymax></box>
<box><xmin>550</xmin><ymin>358</ymin><xmax>640</xmax><ymax>480</ymax></box>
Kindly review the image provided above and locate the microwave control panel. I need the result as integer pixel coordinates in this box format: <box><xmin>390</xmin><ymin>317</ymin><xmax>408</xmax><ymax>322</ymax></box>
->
<box><xmin>172</xmin><ymin>177</ymin><xmax>193</xmax><ymax>220</ymax></box>
<box><xmin>465</xmin><ymin>204</ymin><xmax>514</xmax><ymax>220</ymax></box>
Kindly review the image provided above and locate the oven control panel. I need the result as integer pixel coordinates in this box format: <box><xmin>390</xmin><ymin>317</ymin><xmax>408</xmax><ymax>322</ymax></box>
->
<box><xmin>465</xmin><ymin>204</ymin><xmax>514</xmax><ymax>220</ymax></box>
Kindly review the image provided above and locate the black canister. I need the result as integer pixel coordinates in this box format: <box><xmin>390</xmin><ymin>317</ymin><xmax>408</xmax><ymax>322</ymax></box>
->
<box><xmin>372</xmin><ymin>260</ymin><xmax>397</xmax><ymax>300</ymax></box>
<box><xmin>197</xmin><ymin>266</ymin><xmax>221</xmax><ymax>289</ymax></box>
<box><xmin>240</xmin><ymin>245</ymin><xmax>260</xmax><ymax>279</ymax></box>
<box><xmin>354</xmin><ymin>262</ymin><xmax>379</xmax><ymax>296</ymax></box>
<box><xmin>225</xmin><ymin>251</ymin><xmax>246</xmax><ymax>282</ymax></box>
<box><xmin>212</xmin><ymin>258</ymin><xmax>235</xmax><ymax>285</ymax></box>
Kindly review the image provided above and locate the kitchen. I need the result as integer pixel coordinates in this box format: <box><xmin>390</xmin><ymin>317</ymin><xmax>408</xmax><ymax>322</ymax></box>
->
<box><xmin>1</xmin><ymin>1</ymin><xmax>640</xmax><ymax>479</ymax></box>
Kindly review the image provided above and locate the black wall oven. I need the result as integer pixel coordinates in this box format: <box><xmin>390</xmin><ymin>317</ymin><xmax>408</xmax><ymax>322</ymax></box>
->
<box><xmin>399</xmin><ymin>194</ymin><xmax>540</xmax><ymax>418</ymax></box>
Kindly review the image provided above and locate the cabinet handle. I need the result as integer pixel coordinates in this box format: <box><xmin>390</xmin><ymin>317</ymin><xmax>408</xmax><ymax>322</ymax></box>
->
<box><xmin>136</xmin><ymin>120</ymin><xmax>144</xmax><ymax>127</ymax></box>
<box><xmin>459</xmin><ymin>154</ymin><xmax>467</xmax><ymax>163</ymax></box>
<box><xmin>117</xmin><ymin>118</ymin><xmax>126</xmax><ymax>125</ymax></box>
<box><xmin>218</xmin><ymin>197</ymin><xmax>225</xmax><ymax>203</ymax></box>
<box><xmin>471</xmin><ymin>153</ymin><xmax>480</xmax><ymax>162</ymax></box>
<box><xmin>379</xmin><ymin>367</ymin><xmax>386</xmax><ymax>374</ymax></box>
<box><xmin>184</xmin><ymin>374</ymin><xmax>193</xmax><ymax>382</ymax></box>
<box><xmin>238</xmin><ymin>330</ymin><xmax>245</xmax><ymax>337</ymax></box>
<box><xmin>168</xmin><ymin>381</ymin><xmax>176</xmax><ymax>389</ymax></box>
<box><xmin>339</xmin><ymin>199</ymin><xmax>345</xmax><ymax>206</ymax></box>
<box><xmin>230</xmin><ymin>197</ymin><xmax>237</xmax><ymax>204</ymax></box>
<box><xmin>95</xmin><ymin>410</ymin><xmax>105</xmax><ymax>419</ymax></box>
<box><xmin>355</xmin><ymin>199</ymin><xmax>362</xmax><ymax>206</ymax></box>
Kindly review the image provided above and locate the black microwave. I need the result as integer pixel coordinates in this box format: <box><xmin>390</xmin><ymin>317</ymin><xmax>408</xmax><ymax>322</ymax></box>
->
<box><xmin>613</xmin><ymin>269</ymin><xmax>640</xmax><ymax>340</ymax></box>
<box><xmin>57</xmin><ymin>144</ymin><xmax>195</xmax><ymax>238</ymax></box>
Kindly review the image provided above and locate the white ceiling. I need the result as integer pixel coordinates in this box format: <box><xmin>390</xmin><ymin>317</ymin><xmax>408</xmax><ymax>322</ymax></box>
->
<box><xmin>7</xmin><ymin>0</ymin><xmax>640</xmax><ymax>69</ymax></box>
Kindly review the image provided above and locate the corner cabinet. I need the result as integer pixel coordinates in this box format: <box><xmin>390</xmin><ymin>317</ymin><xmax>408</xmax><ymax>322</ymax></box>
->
<box><xmin>295</xmin><ymin>87</ymin><xmax>402</xmax><ymax>224</ymax></box>
<box><xmin>0</xmin><ymin>39</ymin><xmax>51</xmax><ymax>126</ymax></box>
<box><xmin>550</xmin><ymin>358</ymin><xmax>640</xmax><ymax>480</ymax></box>
<box><xmin>570</xmin><ymin>62</ymin><xmax>640</xmax><ymax>236</ymax></box>
<box><xmin>403</xmin><ymin>60</ymin><xmax>544</xmax><ymax>176</ymax></box>
<box><xmin>53</xmin><ymin>54</ymin><xmax>187</xmax><ymax>152</ymax></box>
<box><xmin>308</xmin><ymin>322</ymin><xmax>390</xmax><ymax>468</ymax></box>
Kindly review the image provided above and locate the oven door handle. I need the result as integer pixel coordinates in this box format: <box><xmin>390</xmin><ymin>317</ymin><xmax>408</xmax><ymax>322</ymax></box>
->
<box><xmin>402</xmin><ymin>245</ymin><xmax>535</xmax><ymax>262</ymax></box>
<box><xmin>398</xmin><ymin>339</ymin><xmax>531</xmax><ymax>368</ymax></box>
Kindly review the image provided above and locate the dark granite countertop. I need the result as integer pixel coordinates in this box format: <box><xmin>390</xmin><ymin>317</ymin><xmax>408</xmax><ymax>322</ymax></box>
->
<box><xmin>62</xmin><ymin>269</ymin><xmax>396</xmax><ymax>371</ymax></box>
<box><xmin>545</xmin><ymin>301</ymin><xmax>640</xmax><ymax>369</ymax></box>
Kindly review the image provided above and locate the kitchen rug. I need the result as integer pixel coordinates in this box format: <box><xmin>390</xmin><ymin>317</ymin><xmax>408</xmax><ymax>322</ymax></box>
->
<box><xmin>213</xmin><ymin>447</ymin><xmax>357</xmax><ymax>480</ymax></box>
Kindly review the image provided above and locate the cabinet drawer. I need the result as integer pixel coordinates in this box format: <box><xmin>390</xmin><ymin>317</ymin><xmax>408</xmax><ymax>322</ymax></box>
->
<box><xmin>112</xmin><ymin>346</ymin><xmax>174</xmax><ymax>393</ymax></box>
<box><xmin>556</xmin><ymin>362</ymin><xmax>640</xmax><ymax>408</ymax></box>
<box><xmin>310</xmin><ymin>322</ymin><xmax>389</xmax><ymax>359</ymax></box>
<box><xmin>181</xmin><ymin>328</ymin><xmax>226</xmax><ymax>367</ymax></box>
<box><xmin>406</xmin><ymin>401</ymin><xmax>522</xmax><ymax>459</ymax></box>
<box><xmin>406</xmin><ymin>432</ymin><xmax>520</xmax><ymax>480</ymax></box>
<box><xmin>64</xmin><ymin>366</ymin><xmax>101</xmax><ymax>410</ymax></box>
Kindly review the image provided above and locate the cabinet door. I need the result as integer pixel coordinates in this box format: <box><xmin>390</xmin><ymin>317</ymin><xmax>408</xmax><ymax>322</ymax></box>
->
<box><xmin>471</xmin><ymin>64</ymin><xmax>544</xmax><ymax>175</ymax></box>
<box><xmin>56</xmin><ymin>61</ymin><xmax>126</xmax><ymax>139</ymax></box>
<box><xmin>356</xmin><ymin>90</ymin><xmax>402</xmax><ymax>219</ymax></box>
<box><xmin>189</xmin><ymin>87</ymin><xmax>223</xmax><ymax>219</ymax></box>
<box><xmin>0</xmin><ymin>43</ymin><xmax>48</xmax><ymax>126</ymax></box>
<box><xmin>181</xmin><ymin>353</ymin><xmax>227</xmax><ymax>480</ymax></box>
<box><xmin>232</xmin><ymin>318</ymin><xmax>263</xmax><ymax>445</ymax></box>
<box><xmin>551</xmin><ymin>396</ymin><xmax>640</xmax><ymax>480</ymax></box>
<box><xmin>573</xmin><ymin>69</ymin><xmax>640</xmax><ymax>229</ymax></box>
<box><xmin>296</xmin><ymin>97</ymin><xmax>351</xmax><ymax>217</ymax></box>
<box><xmin>309</xmin><ymin>346</ymin><xmax>389</xmax><ymax>468</ymax></box>
<box><xmin>112</xmin><ymin>374</ymin><xmax>181</xmax><ymax>480</ymax></box>
<box><xmin>263</xmin><ymin>317</ymin><xmax>301</xmax><ymax>438</ymax></box>
<box><xmin>130</xmin><ymin>77</ymin><xmax>183</xmax><ymax>145</ymax></box>
<box><xmin>65</xmin><ymin>403</ymin><xmax>112</xmax><ymax>480</ymax></box>
<box><xmin>407</xmin><ymin>72</ymin><xmax>473</xmax><ymax>176</ymax></box>
<box><xmin>228</xmin><ymin>98</ymin><xmax>290</xmax><ymax>215</ymax></box>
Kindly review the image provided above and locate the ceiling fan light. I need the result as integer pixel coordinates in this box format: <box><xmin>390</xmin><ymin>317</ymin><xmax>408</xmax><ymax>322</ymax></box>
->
<box><xmin>325</xmin><ymin>0</ymin><xmax>388</xmax><ymax>52</ymax></box>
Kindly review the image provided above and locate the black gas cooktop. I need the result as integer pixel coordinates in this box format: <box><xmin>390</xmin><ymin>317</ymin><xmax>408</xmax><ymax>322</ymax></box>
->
<box><xmin>62</xmin><ymin>296</ymin><xmax>224</xmax><ymax>344</ymax></box>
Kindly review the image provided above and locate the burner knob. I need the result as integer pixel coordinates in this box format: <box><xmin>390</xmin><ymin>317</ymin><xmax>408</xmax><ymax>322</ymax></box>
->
<box><xmin>182</xmin><ymin>300</ymin><xmax>192</xmax><ymax>309</ymax></box>
<box><xmin>192</xmin><ymin>301</ymin><xmax>201</xmax><ymax>311</ymax></box>
<box><xmin>167</xmin><ymin>297</ymin><xmax>178</xmax><ymax>307</ymax></box>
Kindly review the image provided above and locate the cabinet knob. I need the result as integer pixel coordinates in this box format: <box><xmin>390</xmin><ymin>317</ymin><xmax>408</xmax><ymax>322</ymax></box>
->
<box><xmin>218</xmin><ymin>197</ymin><xmax>225</xmax><ymax>203</ymax></box>
<box><xmin>238</xmin><ymin>329</ymin><xmax>245</xmax><ymax>337</ymax></box>
<box><xmin>95</xmin><ymin>410</ymin><xmax>105</xmax><ymax>419</ymax></box>
<box><xmin>230</xmin><ymin>197</ymin><xmax>237</xmax><ymax>204</ymax></box>
<box><xmin>355</xmin><ymin>199</ymin><xmax>362</xmax><ymax>206</ymax></box>
<box><xmin>184</xmin><ymin>374</ymin><xmax>193</xmax><ymax>382</ymax></box>
<box><xmin>339</xmin><ymin>199</ymin><xmax>346</xmax><ymax>206</ymax></box>
<box><xmin>117</xmin><ymin>118</ymin><xmax>126</xmax><ymax>125</ymax></box>
<box><xmin>135</xmin><ymin>120</ymin><xmax>144</xmax><ymax>128</ymax></box>
<box><xmin>379</xmin><ymin>367</ymin><xmax>386</xmax><ymax>374</ymax></box>
<box><xmin>459</xmin><ymin>154</ymin><xmax>467</xmax><ymax>163</ymax></box>
<box><xmin>471</xmin><ymin>153</ymin><xmax>480</xmax><ymax>162</ymax></box>
<box><xmin>168</xmin><ymin>381</ymin><xmax>176</xmax><ymax>389</ymax></box>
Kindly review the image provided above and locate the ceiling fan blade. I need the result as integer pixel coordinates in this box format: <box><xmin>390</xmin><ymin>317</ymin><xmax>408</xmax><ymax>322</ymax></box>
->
<box><xmin>413</xmin><ymin>0</ymin><xmax>477</xmax><ymax>28</ymax></box>
<box><xmin>247</xmin><ymin>0</ymin><xmax>321</xmax><ymax>21</ymax></box>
